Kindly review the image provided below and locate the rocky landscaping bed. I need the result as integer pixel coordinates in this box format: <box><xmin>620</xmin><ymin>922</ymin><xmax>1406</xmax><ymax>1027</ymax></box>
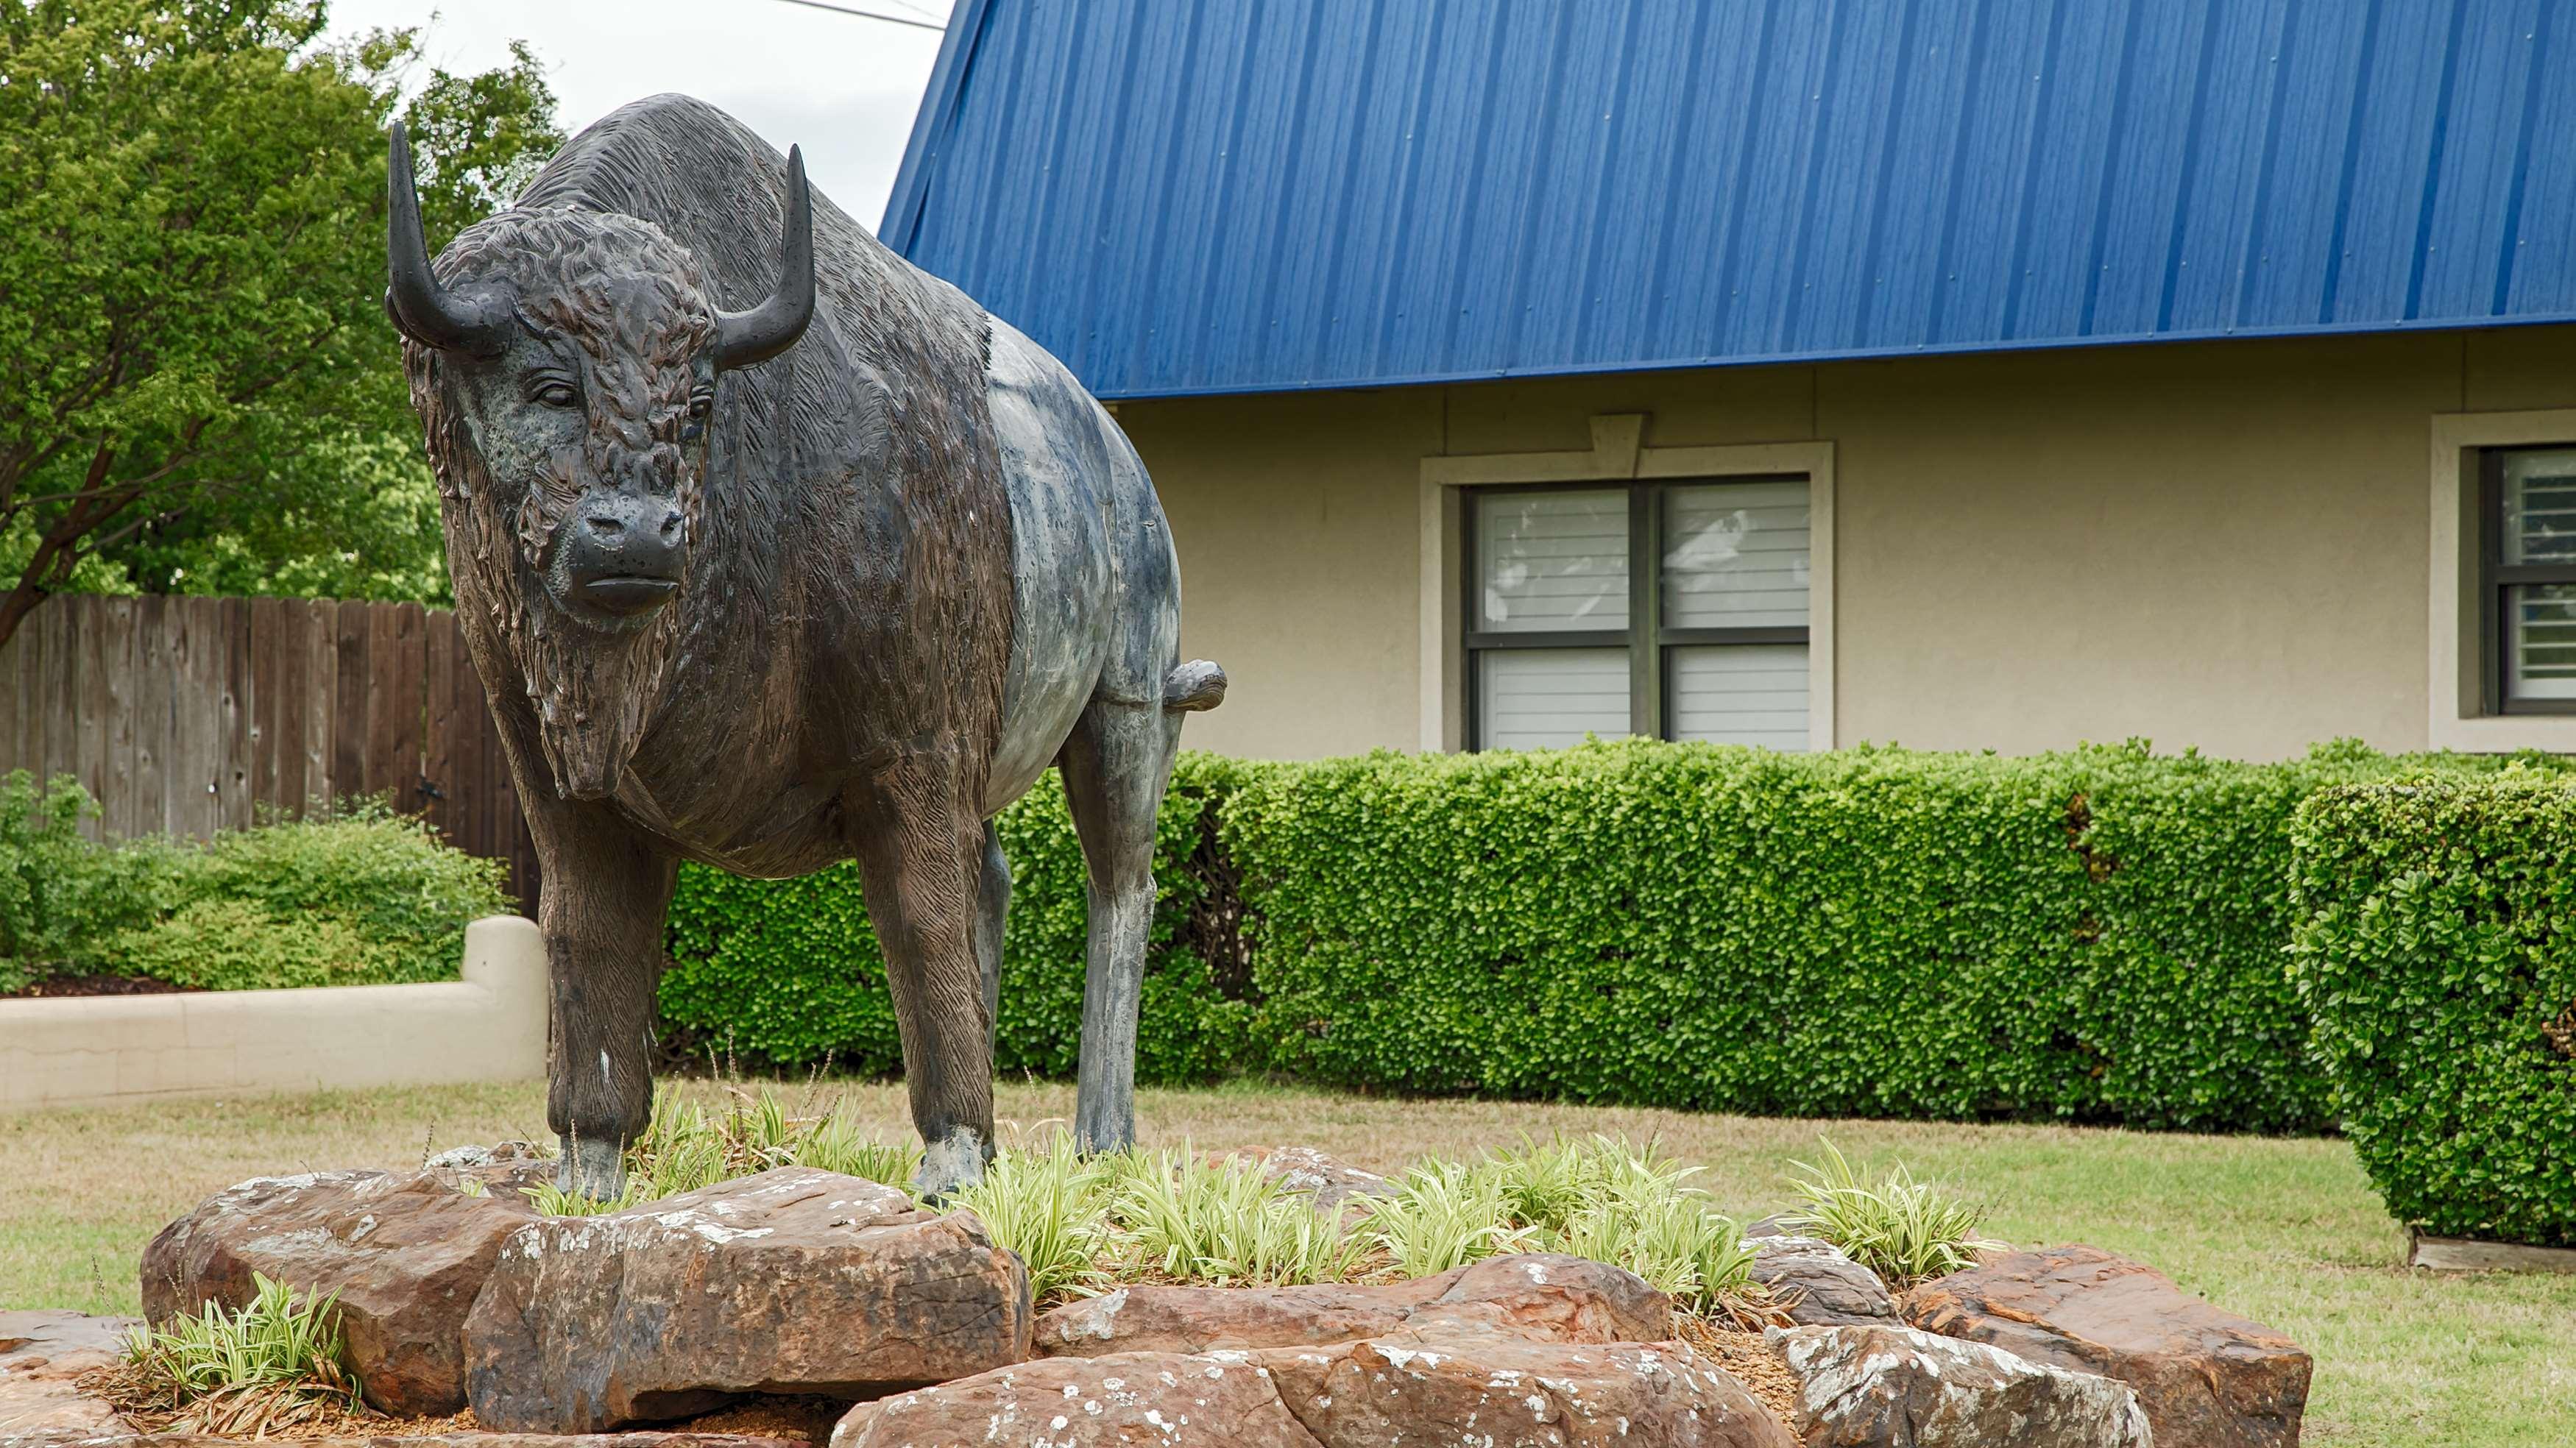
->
<box><xmin>2</xmin><ymin>1144</ymin><xmax>2311</xmax><ymax>1448</ymax></box>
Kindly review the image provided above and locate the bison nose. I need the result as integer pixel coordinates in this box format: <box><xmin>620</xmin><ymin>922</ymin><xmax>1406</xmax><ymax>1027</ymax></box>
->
<box><xmin>566</xmin><ymin>491</ymin><xmax>683</xmax><ymax>618</ymax></box>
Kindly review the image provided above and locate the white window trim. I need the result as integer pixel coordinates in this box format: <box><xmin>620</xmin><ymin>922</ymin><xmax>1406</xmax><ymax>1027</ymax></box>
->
<box><xmin>1418</xmin><ymin>414</ymin><xmax>1834</xmax><ymax>753</ymax></box>
<box><xmin>2429</xmin><ymin>408</ymin><xmax>2576</xmax><ymax>750</ymax></box>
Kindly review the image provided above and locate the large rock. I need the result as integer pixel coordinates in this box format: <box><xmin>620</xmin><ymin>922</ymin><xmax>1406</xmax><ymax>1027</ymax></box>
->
<box><xmin>0</xmin><ymin>1309</ymin><xmax>140</xmax><ymax>1440</ymax></box>
<box><xmin>425</xmin><ymin>1140</ymin><xmax>559</xmax><ymax>1199</ymax></box>
<box><xmin>140</xmin><ymin>1169</ymin><xmax>539</xmax><ymax>1416</ymax></box>
<box><xmin>1222</xmin><ymin>1146</ymin><xmax>1391</xmax><ymax>1216</ymax></box>
<box><xmin>462</xmin><ymin>1166</ymin><xmax>1030</xmax><ymax>1433</ymax></box>
<box><xmin>1770</xmin><ymin>1323</ymin><xmax>2151</xmax><ymax>1447</ymax></box>
<box><xmin>832</xmin><ymin>1350</ymin><xmax>1320</xmax><ymax>1448</ymax></box>
<box><xmin>1265</xmin><ymin>1336</ymin><xmax>1796</xmax><ymax>1447</ymax></box>
<box><xmin>1906</xmin><ymin>1243</ymin><xmax>2310</xmax><ymax>1448</ymax></box>
<box><xmin>835</xmin><ymin>1337</ymin><xmax>1795</xmax><ymax>1447</ymax></box>
<box><xmin>1747</xmin><ymin>1236</ymin><xmax>1896</xmax><ymax>1327</ymax></box>
<box><xmin>1036</xmin><ymin>1252</ymin><xmax>1669</xmax><ymax>1356</ymax></box>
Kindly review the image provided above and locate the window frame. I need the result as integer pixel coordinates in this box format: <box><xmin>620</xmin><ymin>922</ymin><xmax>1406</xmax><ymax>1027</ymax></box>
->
<box><xmin>2479</xmin><ymin>444</ymin><xmax>2576</xmax><ymax>716</ymax></box>
<box><xmin>1460</xmin><ymin>475</ymin><xmax>1812</xmax><ymax>749</ymax></box>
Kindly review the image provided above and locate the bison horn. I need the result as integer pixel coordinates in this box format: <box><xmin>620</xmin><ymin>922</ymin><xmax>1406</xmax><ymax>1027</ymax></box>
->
<box><xmin>715</xmin><ymin>145</ymin><xmax>817</xmax><ymax>369</ymax></box>
<box><xmin>384</xmin><ymin>122</ymin><xmax>512</xmax><ymax>356</ymax></box>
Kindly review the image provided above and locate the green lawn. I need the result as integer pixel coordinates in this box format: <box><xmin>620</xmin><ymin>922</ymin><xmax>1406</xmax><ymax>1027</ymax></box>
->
<box><xmin>5</xmin><ymin>1078</ymin><xmax>2567</xmax><ymax>1447</ymax></box>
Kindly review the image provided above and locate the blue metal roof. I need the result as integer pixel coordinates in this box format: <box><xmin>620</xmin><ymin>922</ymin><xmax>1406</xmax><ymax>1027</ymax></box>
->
<box><xmin>883</xmin><ymin>0</ymin><xmax>2576</xmax><ymax>400</ymax></box>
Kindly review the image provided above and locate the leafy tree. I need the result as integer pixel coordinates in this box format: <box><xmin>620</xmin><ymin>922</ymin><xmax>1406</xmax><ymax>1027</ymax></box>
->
<box><xmin>0</xmin><ymin>1</ymin><xmax>561</xmax><ymax>645</ymax></box>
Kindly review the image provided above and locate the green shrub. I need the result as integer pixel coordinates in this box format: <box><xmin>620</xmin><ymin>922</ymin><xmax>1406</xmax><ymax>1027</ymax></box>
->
<box><xmin>1222</xmin><ymin>739</ymin><xmax>2561</xmax><ymax>1132</ymax></box>
<box><xmin>88</xmin><ymin>806</ymin><xmax>512</xmax><ymax>991</ymax></box>
<box><xmin>188</xmin><ymin>806</ymin><xmax>512</xmax><ymax>982</ymax></box>
<box><xmin>0</xmin><ymin>773</ymin><xmax>509</xmax><ymax>993</ymax></box>
<box><xmin>2290</xmin><ymin>777</ymin><xmax>2576</xmax><ymax>1245</ymax></box>
<box><xmin>0</xmin><ymin>771</ymin><xmax>193</xmax><ymax>989</ymax></box>
<box><xmin>103</xmin><ymin>900</ymin><xmax>397</xmax><ymax>992</ymax></box>
<box><xmin>659</xmin><ymin>757</ymin><xmax>1270</xmax><ymax>1082</ymax></box>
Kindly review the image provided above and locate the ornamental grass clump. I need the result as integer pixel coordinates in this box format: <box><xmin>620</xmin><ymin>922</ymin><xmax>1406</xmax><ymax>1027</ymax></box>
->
<box><xmin>113</xmin><ymin>1274</ymin><xmax>361</xmax><ymax>1435</ymax></box>
<box><xmin>498</xmin><ymin>1101</ymin><xmax>1788</xmax><ymax>1323</ymax></box>
<box><xmin>948</xmin><ymin>1130</ymin><xmax>1118</xmax><ymax>1303</ymax></box>
<box><xmin>1355</xmin><ymin>1157</ymin><xmax>1537</xmax><ymax>1277</ymax></box>
<box><xmin>1113</xmin><ymin>1150</ymin><xmax>1366</xmax><ymax>1287</ymax></box>
<box><xmin>1454</xmin><ymin>1133</ymin><xmax>1761</xmax><ymax>1312</ymax></box>
<box><xmin>518</xmin><ymin>1086</ymin><xmax>928</xmax><ymax>1216</ymax></box>
<box><xmin>1780</xmin><ymin>1139</ymin><xmax>2002</xmax><ymax>1286</ymax></box>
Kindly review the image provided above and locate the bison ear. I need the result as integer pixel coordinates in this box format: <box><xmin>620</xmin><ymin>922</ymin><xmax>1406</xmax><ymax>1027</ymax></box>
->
<box><xmin>715</xmin><ymin>145</ymin><xmax>817</xmax><ymax>370</ymax></box>
<box><xmin>385</xmin><ymin>122</ymin><xmax>513</xmax><ymax>356</ymax></box>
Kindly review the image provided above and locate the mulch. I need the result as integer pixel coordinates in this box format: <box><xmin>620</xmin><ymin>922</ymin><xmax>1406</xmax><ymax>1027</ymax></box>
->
<box><xmin>1673</xmin><ymin>1315</ymin><xmax>1804</xmax><ymax>1436</ymax></box>
<box><xmin>4</xmin><ymin>973</ymin><xmax>199</xmax><ymax>999</ymax></box>
<box><xmin>80</xmin><ymin>1365</ymin><xmax>838</xmax><ymax>1444</ymax></box>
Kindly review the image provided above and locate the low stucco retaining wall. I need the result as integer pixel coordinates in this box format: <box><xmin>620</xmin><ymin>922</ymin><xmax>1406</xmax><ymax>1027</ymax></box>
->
<box><xmin>0</xmin><ymin>915</ymin><xmax>547</xmax><ymax>1111</ymax></box>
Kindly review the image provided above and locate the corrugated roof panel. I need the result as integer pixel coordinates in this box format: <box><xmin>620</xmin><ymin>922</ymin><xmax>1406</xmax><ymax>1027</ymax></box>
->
<box><xmin>884</xmin><ymin>0</ymin><xmax>2576</xmax><ymax>399</ymax></box>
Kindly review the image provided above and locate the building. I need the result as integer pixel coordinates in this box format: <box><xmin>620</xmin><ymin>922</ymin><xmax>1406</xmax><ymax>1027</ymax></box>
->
<box><xmin>882</xmin><ymin>0</ymin><xmax>2576</xmax><ymax>762</ymax></box>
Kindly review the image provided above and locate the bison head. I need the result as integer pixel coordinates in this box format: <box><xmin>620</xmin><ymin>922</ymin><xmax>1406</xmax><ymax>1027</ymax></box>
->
<box><xmin>387</xmin><ymin>123</ymin><xmax>814</xmax><ymax>798</ymax></box>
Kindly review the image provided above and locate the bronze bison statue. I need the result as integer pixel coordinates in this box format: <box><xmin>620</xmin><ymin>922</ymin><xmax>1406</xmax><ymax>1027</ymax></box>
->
<box><xmin>386</xmin><ymin>94</ymin><xmax>1222</xmax><ymax>1199</ymax></box>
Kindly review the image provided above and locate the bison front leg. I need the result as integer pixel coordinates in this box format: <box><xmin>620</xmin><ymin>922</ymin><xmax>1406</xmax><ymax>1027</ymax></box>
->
<box><xmin>537</xmin><ymin>815</ymin><xmax>678</xmax><ymax>1199</ymax></box>
<box><xmin>848</xmin><ymin>757</ymin><xmax>997</xmax><ymax>1201</ymax></box>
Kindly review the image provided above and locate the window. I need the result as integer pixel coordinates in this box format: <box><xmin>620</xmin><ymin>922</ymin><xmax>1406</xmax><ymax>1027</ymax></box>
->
<box><xmin>1464</xmin><ymin>478</ymin><xmax>1811</xmax><ymax>750</ymax></box>
<box><xmin>2482</xmin><ymin>446</ymin><xmax>2576</xmax><ymax>714</ymax></box>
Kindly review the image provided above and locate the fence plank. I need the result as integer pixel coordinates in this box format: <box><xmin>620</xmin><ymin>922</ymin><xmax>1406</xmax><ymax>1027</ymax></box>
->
<box><xmin>103</xmin><ymin>600</ymin><xmax>138</xmax><ymax>839</ymax></box>
<box><xmin>332</xmin><ymin>600</ymin><xmax>369</xmax><ymax>806</ymax></box>
<box><xmin>247</xmin><ymin>599</ymin><xmax>283</xmax><ymax>812</ymax></box>
<box><xmin>219</xmin><ymin>597</ymin><xmax>255</xmax><ymax>831</ymax></box>
<box><xmin>11</xmin><ymin>606</ymin><xmax>43</xmax><ymax>782</ymax></box>
<box><xmin>129</xmin><ymin>596</ymin><xmax>168</xmax><ymax>841</ymax></box>
<box><xmin>169</xmin><ymin>599</ymin><xmax>216</xmax><ymax>839</ymax></box>
<box><xmin>40</xmin><ymin>601</ymin><xmax>79</xmax><ymax>791</ymax></box>
<box><xmin>303</xmin><ymin>598</ymin><xmax>339</xmax><ymax>811</ymax></box>
<box><xmin>74</xmin><ymin>600</ymin><xmax>110</xmax><ymax>831</ymax></box>
<box><xmin>0</xmin><ymin>614</ymin><xmax>20</xmax><ymax>773</ymax></box>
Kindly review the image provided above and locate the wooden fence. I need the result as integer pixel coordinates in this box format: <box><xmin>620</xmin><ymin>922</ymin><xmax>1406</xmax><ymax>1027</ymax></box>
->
<box><xmin>0</xmin><ymin>595</ymin><xmax>540</xmax><ymax>908</ymax></box>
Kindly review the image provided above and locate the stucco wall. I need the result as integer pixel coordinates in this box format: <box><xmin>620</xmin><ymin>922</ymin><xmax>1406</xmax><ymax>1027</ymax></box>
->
<box><xmin>0</xmin><ymin>916</ymin><xmax>547</xmax><ymax>1112</ymax></box>
<box><xmin>1117</xmin><ymin>325</ymin><xmax>2576</xmax><ymax>761</ymax></box>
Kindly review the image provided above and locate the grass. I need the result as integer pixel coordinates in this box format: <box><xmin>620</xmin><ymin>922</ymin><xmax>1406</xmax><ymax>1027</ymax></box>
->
<box><xmin>4</xmin><ymin>1078</ymin><xmax>2571</xmax><ymax>1447</ymax></box>
<box><xmin>1780</xmin><ymin>1138</ymin><xmax>2006</xmax><ymax>1286</ymax></box>
<box><xmin>105</xmin><ymin>1272</ymin><xmax>362</xmax><ymax>1435</ymax></box>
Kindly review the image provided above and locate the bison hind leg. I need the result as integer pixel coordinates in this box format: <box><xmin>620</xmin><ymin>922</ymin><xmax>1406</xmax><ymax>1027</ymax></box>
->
<box><xmin>1058</xmin><ymin>697</ymin><xmax>1186</xmax><ymax>1154</ymax></box>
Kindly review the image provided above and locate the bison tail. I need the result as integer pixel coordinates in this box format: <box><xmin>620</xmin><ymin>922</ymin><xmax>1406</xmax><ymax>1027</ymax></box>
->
<box><xmin>1162</xmin><ymin>659</ymin><xmax>1228</xmax><ymax>712</ymax></box>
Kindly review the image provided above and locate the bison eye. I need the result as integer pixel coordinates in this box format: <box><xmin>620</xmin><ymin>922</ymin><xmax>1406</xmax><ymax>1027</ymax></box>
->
<box><xmin>682</xmin><ymin>389</ymin><xmax>713</xmax><ymax>441</ymax></box>
<box><xmin>530</xmin><ymin>379</ymin><xmax>579</xmax><ymax>408</ymax></box>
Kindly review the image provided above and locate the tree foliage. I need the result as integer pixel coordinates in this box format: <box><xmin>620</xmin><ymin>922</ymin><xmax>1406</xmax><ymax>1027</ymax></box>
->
<box><xmin>0</xmin><ymin>0</ymin><xmax>560</xmax><ymax>642</ymax></box>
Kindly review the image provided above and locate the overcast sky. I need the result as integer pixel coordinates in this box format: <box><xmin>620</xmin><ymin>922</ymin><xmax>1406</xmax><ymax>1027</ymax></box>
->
<box><xmin>326</xmin><ymin>0</ymin><xmax>958</xmax><ymax>233</ymax></box>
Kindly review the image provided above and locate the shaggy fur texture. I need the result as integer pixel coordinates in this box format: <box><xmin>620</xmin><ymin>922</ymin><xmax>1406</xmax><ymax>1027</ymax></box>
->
<box><xmin>410</xmin><ymin>209</ymin><xmax>715</xmax><ymax>798</ymax></box>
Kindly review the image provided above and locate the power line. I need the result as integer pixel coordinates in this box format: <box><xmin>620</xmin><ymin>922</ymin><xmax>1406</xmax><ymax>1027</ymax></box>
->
<box><xmin>767</xmin><ymin>0</ymin><xmax>946</xmax><ymax>32</ymax></box>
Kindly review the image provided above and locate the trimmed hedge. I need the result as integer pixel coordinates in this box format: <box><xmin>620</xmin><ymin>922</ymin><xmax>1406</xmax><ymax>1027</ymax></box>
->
<box><xmin>657</xmin><ymin>739</ymin><xmax>2560</xmax><ymax>1133</ymax></box>
<box><xmin>2290</xmin><ymin>778</ymin><xmax>2576</xmax><ymax>1244</ymax></box>
<box><xmin>659</xmin><ymin>756</ymin><xmax>1268</xmax><ymax>1085</ymax></box>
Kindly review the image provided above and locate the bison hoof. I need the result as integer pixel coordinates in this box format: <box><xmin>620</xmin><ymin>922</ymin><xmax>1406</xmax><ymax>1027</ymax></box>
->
<box><xmin>911</xmin><ymin>1127</ymin><xmax>988</xmax><ymax>1204</ymax></box>
<box><xmin>556</xmin><ymin>1134</ymin><xmax>627</xmax><ymax>1202</ymax></box>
